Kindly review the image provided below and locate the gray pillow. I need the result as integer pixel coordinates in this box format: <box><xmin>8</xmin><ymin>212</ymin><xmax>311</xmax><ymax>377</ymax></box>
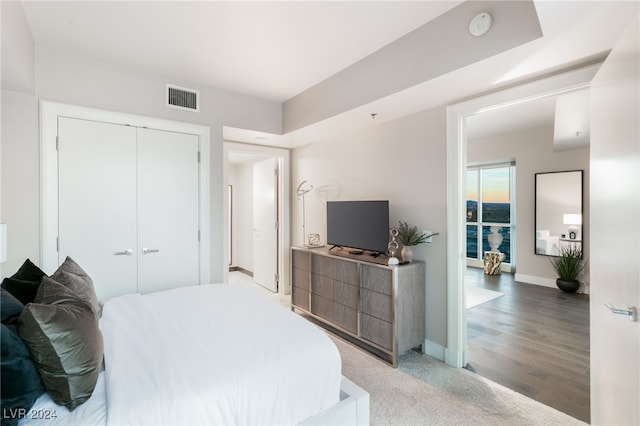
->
<box><xmin>50</xmin><ymin>256</ymin><xmax>100</xmax><ymax>316</ymax></box>
<box><xmin>17</xmin><ymin>277</ymin><xmax>103</xmax><ymax>411</ymax></box>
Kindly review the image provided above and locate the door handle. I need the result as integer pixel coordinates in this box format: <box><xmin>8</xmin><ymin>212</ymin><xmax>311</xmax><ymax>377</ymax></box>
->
<box><xmin>115</xmin><ymin>249</ymin><xmax>133</xmax><ymax>256</ymax></box>
<box><xmin>141</xmin><ymin>248</ymin><xmax>160</xmax><ymax>254</ymax></box>
<box><xmin>605</xmin><ymin>302</ymin><xmax>638</xmax><ymax>322</ymax></box>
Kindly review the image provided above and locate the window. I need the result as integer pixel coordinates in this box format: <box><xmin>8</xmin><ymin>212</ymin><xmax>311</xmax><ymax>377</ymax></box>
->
<box><xmin>466</xmin><ymin>163</ymin><xmax>515</xmax><ymax>265</ymax></box>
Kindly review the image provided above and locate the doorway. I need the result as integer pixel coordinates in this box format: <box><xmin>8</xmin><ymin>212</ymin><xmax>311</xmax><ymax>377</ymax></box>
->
<box><xmin>223</xmin><ymin>142</ymin><xmax>291</xmax><ymax>294</ymax></box>
<box><xmin>446</xmin><ymin>64</ymin><xmax>598</xmax><ymax>368</ymax></box>
<box><xmin>446</xmin><ymin>65</ymin><xmax>598</xmax><ymax>419</ymax></box>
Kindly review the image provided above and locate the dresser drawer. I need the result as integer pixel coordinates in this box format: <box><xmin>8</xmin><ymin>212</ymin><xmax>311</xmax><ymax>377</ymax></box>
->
<box><xmin>311</xmin><ymin>294</ymin><xmax>333</xmax><ymax>322</ymax></box>
<box><xmin>311</xmin><ymin>255</ymin><xmax>334</xmax><ymax>278</ymax></box>
<box><xmin>361</xmin><ymin>288</ymin><xmax>392</xmax><ymax>322</ymax></box>
<box><xmin>311</xmin><ymin>273</ymin><xmax>333</xmax><ymax>299</ymax></box>
<box><xmin>334</xmin><ymin>280</ymin><xmax>358</xmax><ymax>309</ymax></box>
<box><xmin>292</xmin><ymin>286</ymin><xmax>309</xmax><ymax>311</ymax></box>
<box><xmin>360</xmin><ymin>313</ymin><xmax>392</xmax><ymax>350</ymax></box>
<box><xmin>333</xmin><ymin>259</ymin><xmax>358</xmax><ymax>284</ymax></box>
<box><xmin>292</xmin><ymin>267</ymin><xmax>309</xmax><ymax>292</ymax></box>
<box><xmin>361</xmin><ymin>265</ymin><xmax>392</xmax><ymax>295</ymax></box>
<box><xmin>333</xmin><ymin>302</ymin><xmax>357</xmax><ymax>334</ymax></box>
<box><xmin>292</xmin><ymin>250</ymin><xmax>310</xmax><ymax>271</ymax></box>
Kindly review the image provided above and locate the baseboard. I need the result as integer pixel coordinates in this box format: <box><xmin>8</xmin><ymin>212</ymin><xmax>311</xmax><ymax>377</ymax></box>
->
<box><xmin>423</xmin><ymin>339</ymin><xmax>445</xmax><ymax>362</ymax></box>
<box><xmin>229</xmin><ymin>266</ymin><xmax>253</xmax><ymax>277</ymax></box>
<box><xmin>514</xmin><ymin>273</ymin><xmax>590</xmax><ymax>294</ymax></box>
<box><xmin>514</xmin><ymin>273</ymin><xmax>556</xmax><ymax>288</ymax></box>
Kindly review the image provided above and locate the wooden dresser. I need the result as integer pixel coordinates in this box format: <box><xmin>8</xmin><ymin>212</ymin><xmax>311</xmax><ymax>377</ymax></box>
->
<box><xmin>291</xmin><ymin>246</ymin><xmax>425</xmax><ymax>366</ymax></box>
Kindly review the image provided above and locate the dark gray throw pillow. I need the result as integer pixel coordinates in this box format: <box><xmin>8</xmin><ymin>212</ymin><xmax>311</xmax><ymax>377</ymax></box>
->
<box><xmin>17</xmin><ymin>278</ymin><xmax>103</xmax><ymax>411</ymax></box>
<box><xmin>1</xmin><ymin>324</ymin><xmax>46</xmax><ymax>426</ymax></box>
<box><xmin>1</xmin><ymin>288</ymin><xmax>25</xmax><ymax>325</ymax></box>
<box><xmin>50</xmin><ymin>256</ymin><xmax>100</xmax><ymax>316</ymax></box>
<box><xmin>1</xmin><ymin>259</ymin><xmax>47</xmax><ymax>305</ymax></box>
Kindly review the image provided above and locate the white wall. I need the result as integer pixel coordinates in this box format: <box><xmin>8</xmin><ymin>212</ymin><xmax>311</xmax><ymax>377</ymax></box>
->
<box><xmin>1</xmin><ymin>45</ymin><xmax>282</xmax><ymax>282</ymax></box>
<box><xmin>1</xmin><ymin>91</ymin><xmax>39</xmax><ymax>277</ymax></box>
<box><xmin>292</xmin><ymin>106</ymin><xmax>449</xmax><ymax>353</ymax></box>
<box><xmin>468</xmin><ymin>127</ymin><xmax>590</xmax><ymax>290</ymax></box>
<box><xmin>1</xmin><ymin>1</ymin><xmax>35</xmax><ymax>92</ymax></box>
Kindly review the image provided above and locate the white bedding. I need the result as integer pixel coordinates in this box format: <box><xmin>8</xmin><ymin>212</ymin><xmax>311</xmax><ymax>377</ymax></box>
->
<box><xmin>22</xmin><ymin>284</ymin><xmax>342</xmax><ymax>425</ymax></box>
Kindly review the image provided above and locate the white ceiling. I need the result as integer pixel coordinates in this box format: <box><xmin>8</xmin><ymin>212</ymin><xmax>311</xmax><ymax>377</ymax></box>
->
<box><xmin>21</xmin><ymin>1</ymin><xmax>462</xmax><ymax>102</ymax></box>
<box><xmin>17</xmin><ymin>1</ymin><xmax>639</xmax><ymax>147</ymax></box>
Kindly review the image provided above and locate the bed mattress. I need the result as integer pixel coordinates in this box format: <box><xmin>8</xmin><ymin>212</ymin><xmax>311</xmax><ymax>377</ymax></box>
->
<box><xmin>20</xmin><ymin>284</ymin><xmax>342</xmax><ymax>425</ymax></box>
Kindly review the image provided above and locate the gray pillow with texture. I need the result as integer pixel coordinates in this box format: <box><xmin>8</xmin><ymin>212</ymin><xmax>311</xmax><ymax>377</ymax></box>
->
<box><xmin>50</xmin><ymin>256</ymin><xmax>100</xmax><ymax>316</ymax></box>
<box><xmin>17</xmin><ymin>277</ymin><xmax>103</xmax><ymax>411</ymax></box>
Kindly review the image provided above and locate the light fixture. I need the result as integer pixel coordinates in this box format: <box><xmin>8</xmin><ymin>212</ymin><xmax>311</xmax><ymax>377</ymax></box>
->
<box><xmin>296</xmin><ymin>181</ymin><xmax>314</xmax><ymax>247</ymax></box>
<box><xmin>469</xmin><ymin>12</ymin><xmax>493</xmax><ymax>37</ymax></box>
<box><xmin>563</xmin><ymin>214</ymin><xmax>582</xmax><ymax>240</ymax></box>
<box><xmin>0</xmin><ymin>223</ymin><xmax>7</xmax><ymax>263</ymax></box>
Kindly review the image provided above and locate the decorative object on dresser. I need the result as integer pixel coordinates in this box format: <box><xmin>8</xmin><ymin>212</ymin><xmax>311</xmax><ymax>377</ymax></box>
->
<box><xmin>387</xmin><ymin>228</ymin><xmax>400</xmax><ymax>265</ymax></box>
<box><xmin>396</xmin><ymin>221</ymin><xmax>438</xmax><ymax>263</ymax></box>
<box><xmin>291</xmin><ymin>246</ymin><xmax>425</xmax><ymax>367</ymax></box>
<box><xmin>549</xmin><ymin>245</ymin><xmax>585</xmax><ymax>293</ymax></box>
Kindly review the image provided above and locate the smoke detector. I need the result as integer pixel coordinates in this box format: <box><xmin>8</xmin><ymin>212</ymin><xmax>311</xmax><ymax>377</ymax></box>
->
<box><xmin>469</xmin><ymin>12</ymin><xmax>493</xmax><ymax>37</ymax></box>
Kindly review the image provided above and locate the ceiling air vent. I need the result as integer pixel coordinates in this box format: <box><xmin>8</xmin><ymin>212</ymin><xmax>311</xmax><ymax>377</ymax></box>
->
<box><xmin>166</xmin><ymin>84</ymin><xmax>199</xmax><ymax>112</ymax></box>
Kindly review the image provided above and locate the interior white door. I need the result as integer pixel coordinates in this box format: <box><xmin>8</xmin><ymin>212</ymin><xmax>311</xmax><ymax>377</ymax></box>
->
<box><xmin>58</xmin><ymin>117</ymin><xmax>138</xmax><ymax>300</ymax></box>
<box><xmin>252</xmin><ymin>158</ymin><xmax>278</xmax><ymax>292</ymax></box>
<box><xmin>589</xmin><ymin>16</ymin><xmax>639</xmax><ymax>425</ymax></box>
<box><xmin>137</xmin><ymin>128</ymin><xmax>200</xmax><ymax>294</ymax></box>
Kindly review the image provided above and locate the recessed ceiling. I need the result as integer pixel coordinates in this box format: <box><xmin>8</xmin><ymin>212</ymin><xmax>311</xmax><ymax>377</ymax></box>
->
<box><xmin>15</xmin><ymin>1</ymin><xmax>640</xmax><ymax>146</ymax></box>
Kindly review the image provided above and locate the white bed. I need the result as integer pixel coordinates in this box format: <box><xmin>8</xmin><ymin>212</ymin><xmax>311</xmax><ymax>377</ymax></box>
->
<box><xmin>20</xmin><ymin>284</ymin><xmax>369</xmax><ymax>425</ymax></box>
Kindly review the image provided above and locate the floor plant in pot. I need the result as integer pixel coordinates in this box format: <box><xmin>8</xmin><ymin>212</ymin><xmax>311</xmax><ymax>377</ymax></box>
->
<box><xmin>549</xmin><ymin>245</ymin><xmax>585</xmax><ymax>293</ymax></box>
<box><xmin>396</xmin><ymin>221</ymin><xmax>436</xmax><ymax>263</ymax></box>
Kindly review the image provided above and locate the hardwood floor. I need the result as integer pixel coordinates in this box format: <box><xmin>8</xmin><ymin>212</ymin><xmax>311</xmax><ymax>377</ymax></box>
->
<box><xmin>465</xmin><ymin>267</ymin><xmax>590</xmax><ymax>423</ymax></box>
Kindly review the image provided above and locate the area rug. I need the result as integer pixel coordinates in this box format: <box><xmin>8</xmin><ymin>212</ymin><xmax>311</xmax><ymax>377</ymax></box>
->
<box><xmin>466</xmin><ymin>286</ymin><xmax>504</xmax><ymax>309</ymax></box>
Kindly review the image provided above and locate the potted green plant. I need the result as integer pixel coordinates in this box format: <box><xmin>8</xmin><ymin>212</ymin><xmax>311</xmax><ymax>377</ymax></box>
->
<box><xmin>549</xmin><ymin>245</ymin><xmax>585</xmax><ymax>293</ymax></box>
<box><xmin>396</xmin><ymin>221</ymin><xmax>437</xmax><ymax>263</ymax></box>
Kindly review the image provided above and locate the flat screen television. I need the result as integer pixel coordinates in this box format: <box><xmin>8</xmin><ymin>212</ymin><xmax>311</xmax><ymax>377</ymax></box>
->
<box><xmin>326</xmin><ymin>200</ymin><xmax>389</xmax><ymax>254</ymax></box>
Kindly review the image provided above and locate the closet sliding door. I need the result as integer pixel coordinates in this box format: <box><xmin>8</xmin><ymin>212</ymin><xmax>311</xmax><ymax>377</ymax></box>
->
<box><xmin>57</xmin><ymin>118</ymin><xmax>200</xmax><ymax>300</ymax></box>
<box><xmin>58</xmin><ymin>117</ymin><xmax>138</xmax><ymax>299</ymax></box>
<box><xmin>136</xmin><ymin>128</ymin><xmax>199</xmax><ymax>294</ymax></box>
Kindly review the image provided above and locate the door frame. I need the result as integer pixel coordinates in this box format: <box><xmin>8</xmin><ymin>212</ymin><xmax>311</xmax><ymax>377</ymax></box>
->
<box><xmin>40</xmin><ymin>101</ymin><xmax>211</xmax><ymax>284</ymax></box>
<box><xmin>223</xmin><ymin>142</ymin><xmax>291</xmax><ymax>295</ymax></box>
<box><xmin>445</xmin><ymin>64</ymin><xmax>600</xmax><ymax>368</ymax></box>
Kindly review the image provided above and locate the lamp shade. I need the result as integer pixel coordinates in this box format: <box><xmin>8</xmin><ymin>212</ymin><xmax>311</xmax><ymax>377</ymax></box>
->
<box><xmin>0</xmin><ymin>223</ymin><xmax>6</xmax><ymax>263</ymax></box>
<box><xmin>563</xmin><ymin>214</ymin><xmax>582</xmax><ymax>225</ymax></box>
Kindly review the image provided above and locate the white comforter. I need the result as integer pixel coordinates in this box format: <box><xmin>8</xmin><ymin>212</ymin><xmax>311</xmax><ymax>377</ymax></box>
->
<box><xmin>99</xmin><ymin>284</ymin><xmax>341</xmax><ymax>425</ymax></box>
<box><xmin>20</xmin><ymin>285</ymin><xmax>341</xmax><ymax>425</ymax></box>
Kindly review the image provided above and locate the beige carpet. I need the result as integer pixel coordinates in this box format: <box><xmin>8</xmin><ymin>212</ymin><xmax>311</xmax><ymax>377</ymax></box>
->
<box><xmin>331</xmin><ymin>335</ymin><xmax>585</xmax><ymax>425</ymax></box>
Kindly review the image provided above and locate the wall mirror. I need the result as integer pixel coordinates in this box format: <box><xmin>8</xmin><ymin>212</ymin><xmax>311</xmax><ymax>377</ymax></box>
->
<box><xmin>535</xmin><ymin>170</ymin><xmax>583</xmax><ymax>256</ymax></box>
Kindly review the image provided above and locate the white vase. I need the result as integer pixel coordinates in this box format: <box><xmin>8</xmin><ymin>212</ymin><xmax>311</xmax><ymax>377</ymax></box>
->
<box><xmin>487</xmin><ymin>226</ymin><xmax>503</xmax><ymax>252</ymax></box>
<box><xmin>401</xmin><ymin>245</ymin><xmax>414</xmax><ymax>263</ymax></box>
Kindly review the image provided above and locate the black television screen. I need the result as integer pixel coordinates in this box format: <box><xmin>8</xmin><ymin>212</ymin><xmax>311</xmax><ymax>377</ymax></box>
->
<box><xmin>327</xmin><ymin>200</ymin><xmax>389</xmax><ymax>254</ymax></box>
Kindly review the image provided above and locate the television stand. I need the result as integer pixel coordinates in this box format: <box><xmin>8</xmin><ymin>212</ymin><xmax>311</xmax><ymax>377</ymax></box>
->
<box><xmin>291</xmin><ymin>246</ymin><xmax>425</xmax><ymax>367</ymax></box>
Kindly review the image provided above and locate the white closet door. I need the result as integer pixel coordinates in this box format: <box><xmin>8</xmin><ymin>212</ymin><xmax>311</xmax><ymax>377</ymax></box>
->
<box><xmin>58</xmin><ymin>117</ymin><xmax>138</xmax><ymax>301</ymax></box>
<box><xmin>136</xmin><ymin>128</ymin><xmax>200</xmax><ymax>294</ymax></box>
<box><xmin>253</xmin><ymin>158</ymin><xmax>278</xmax><ymax>292</ymax></box>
